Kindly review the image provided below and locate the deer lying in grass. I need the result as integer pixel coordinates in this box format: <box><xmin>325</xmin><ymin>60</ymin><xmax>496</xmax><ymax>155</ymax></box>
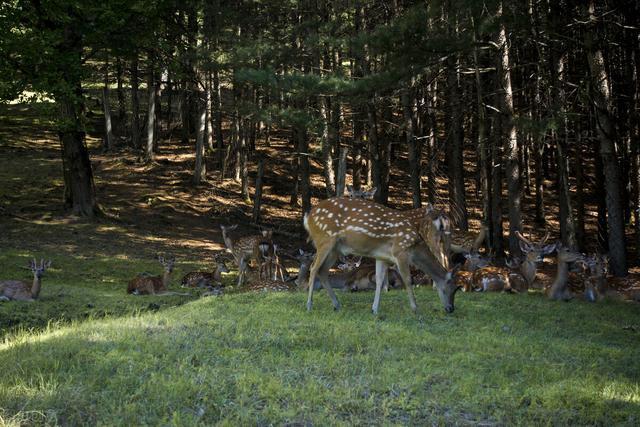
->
<box><xmin>346</xmin><ymin>185</ymin><xmax>377</xmax><ymax>199</ymax></box>
<box><xmin>127</xmin><ymin>256</ymin><xmax>190</xmax><ymax>296</ymax></box>
<box><xmin>294</xmin><ymin>250</ymin><xmax>358</xmax><ymax>291</ymax></box>
<box><xmin>455</xmin><ymin>252</ymin><xmax>491</xmax><ymax>292</ymax></box>
<box><xmin>220</xmin><ymin>225</ymin><xmax>276</xmax><ymax>286</ymax></box>
<box><xmin>181</xmin><ymin>255</ymin><xmax>229</xmax><ymax>288</ymax></box>
<box><xmin>466</xmin><ymin>232</ymin><xmax>556</xmax><ymax>293</ymax></box>
<box><xmin>304</xmin><ymin>197</ymin><xmax>458</xmax><ymax>314</ymax></box>
<box><xmin>0</xmin><ymin>258</ymin><xmax>51</xmax><ymax>302</ymax></box>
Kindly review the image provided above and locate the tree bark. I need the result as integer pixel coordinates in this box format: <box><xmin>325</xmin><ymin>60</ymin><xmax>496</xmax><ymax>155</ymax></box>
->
<box><xmin>193</xmin><ymin>84</ymin><xmax>207</xmax><ymax>186</ymax></box>
<box><xmin>102</xmin><ymin>56</ymin><xmax>114</xmax><ymax>152</ymax></box>
<box><xmin>584</xmin><ymin>1</ymin><xmax>627</xmax><ymax>276</ymax></box>
<box><xmin>131</xmin><ymin>55</ymin><xmax>140</xmax><ymax>149</ymax></box>
<box><xmin>145</xmin><ymin>67</ymin><xmax>156</xmax><ymax>162</ymax></box>
<box><xmin>402</xmin><ymin>86</ymin><xmax>421</xmax><ymax>208</ymax></box>
<box><xmin>497</xmin><ymin>2</ymin><xmax>521</xmax><ymax>256</ymax></box>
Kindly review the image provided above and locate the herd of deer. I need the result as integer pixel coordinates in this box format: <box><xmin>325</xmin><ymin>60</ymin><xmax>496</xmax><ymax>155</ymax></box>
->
<box><xmin>2</xmin><ymin>186</ymin><xmax>637</xmax><ymax>310</ymax></box>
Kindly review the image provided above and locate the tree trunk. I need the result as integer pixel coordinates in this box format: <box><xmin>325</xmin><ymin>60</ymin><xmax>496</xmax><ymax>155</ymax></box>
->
<box><xmin>193</xmin><ymin>85</ymin><xmax>207</xmax><ymax>186</ymax></box>
<box><xmin>336</xmin><ymin>146</ymin><xmax>348</xmax><ymax>197</ymax></box>
<box><xmin>116</xmin><ymin>57</ymin><xmax>126</xmax><ymax>121</ymax></box>
<box><xmin>584</xmin><ymin>1</ymin><xmax>627</xmax><ymax>276</ymax></box>
<box><xmin>298</xmin><ymin>126</ymin><xmax>311</xmax><ymax>214</ymax></box>
<box><xmin>472</xmin><ymin>16</ymin><xmax>489</xmax><ymax>225</ymax></box>
<box><xmin>146</xmin><ymin>68</ymin><xmax>156</xmax><ymax>162</ymax></box>
<box><xmin>320</xmin><ymin>96</ymin><xmax>336</xmax><ymax>197</ymax></box>
<box><xmin>497</xmin><ymin>2</ymin><xmax>521</xmax><ymax>256</ymax></box>
<box><xmin>102</xmin><ymin>56</ymin><xmax>114</xmax><ymax>152</ymax></box>
<box><xmin>131</xmin><ymin>55</ymin><xmax>140</xmax><ymax>149</ymax></box>
<box><xmin>402</xmin><ymin>86</ymin><xmax>421</xmax><ymax>208</ymax></box>
<box><xmin>253</xmin><ymin>156</ymin><xmax>264</xmax><ymax>223</ymax></box>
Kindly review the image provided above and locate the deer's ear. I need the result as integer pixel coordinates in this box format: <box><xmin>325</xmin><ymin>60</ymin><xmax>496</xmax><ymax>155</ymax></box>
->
<box><xmin>44</xmin><ymin>260</ymin><xmax>52</xmax><ymax>269</ymax></box>
<box><xmin>424</xmin><ymin>203</ymin><xmax>433</xmax><ymax>214</ymax></box>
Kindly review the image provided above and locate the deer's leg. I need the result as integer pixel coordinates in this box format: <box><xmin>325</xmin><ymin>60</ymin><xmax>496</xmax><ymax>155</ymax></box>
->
<box><xmin>317</xmin><ymin>250</ymin><xmax>341</xmax><ymax>310</ymax></box>
<box><xmin>372</xmin><ymin>260</ymin><xmax>388</xmax><ymax>315</ymax></box>
<box><xmin>238</xmin><ymin>256</ymin><xmax>248</xmax><ymax>287</ymax></box>
<box><xmin>306</xmin><ymin>238</ymin><xmax>339</xmax><ymax>311</ymax></box>
<box><xmin>396</xmin><ymin>257</ymin><xmax>417</xmax><ymax>312</ymax></box>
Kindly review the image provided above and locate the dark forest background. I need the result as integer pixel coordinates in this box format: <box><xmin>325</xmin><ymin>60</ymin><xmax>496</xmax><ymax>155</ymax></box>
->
<box><xmin>2</xmin><ymin>0</ymin><xmax>639</xmax><ymax>277</ymax></box>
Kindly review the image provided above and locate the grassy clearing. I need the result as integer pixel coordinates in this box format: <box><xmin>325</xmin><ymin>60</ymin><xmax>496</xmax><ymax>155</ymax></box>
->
<box><xmin>1</xmin><ymin>280</ymin><xmax>639</xmax><ymax>425</ymax></box>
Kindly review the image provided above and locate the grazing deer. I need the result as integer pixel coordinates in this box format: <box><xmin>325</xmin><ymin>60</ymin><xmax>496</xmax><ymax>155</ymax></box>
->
<box><xmin>547</xmin><ymin>244</ymin><xmax>584</xmax><ymax>301</ymax></box>
<box><xmin>127</xmin><ymin>256</ymin><xmax>189</xmax><ymax>296</ymax></box>
<box><xmin>220</xmin><ymin>225</ymin><xmax>275</xmax><ymax>286</ymax></box>
<box><xmin>346</xmin><ymin>185</ymin><xmax>377</xmax><ymax>199</ymax></box>
<box><xmin>303</xmin><ymin>197</ymin><xmax>458</xmax><ymax>314</ymax></box>
<box><xmin>181</xmin><ymin>255</ymin><xmax>229</xmax><ymax>288</ymax></box>
<box><xmin>0</xmin><ymin>258</ymin><xmax>51</xmax><ymax>302</ymax></box>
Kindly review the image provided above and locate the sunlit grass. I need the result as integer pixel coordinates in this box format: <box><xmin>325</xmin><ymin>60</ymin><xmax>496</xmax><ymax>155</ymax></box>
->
<box><xmin>1</xmin><ymin>255</ymin><xmax>639</xmax><ymax>425</ymax></box>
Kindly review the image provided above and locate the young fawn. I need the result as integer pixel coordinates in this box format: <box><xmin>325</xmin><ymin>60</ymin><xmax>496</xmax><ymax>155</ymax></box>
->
<box><xmin>127</xmin><ymin>256</ymin><xmax>188</xmax><ymax>296</ymax></box>
<box><xmin>304</xmin><ymin>197</ymin><xmax>458</xmax><ymax>315</ymax></box>
<box><xmin>0</xmin><ymin>258</ymin><xmax>51</xmax><ymax>301</ymax></box>
<box><xmin>181</xmin><ymin>255</ymin><xmax>229</xmax><ymax>288</ymax></box>
<box><xmin>220</xmin><ymin>225</ymin><xmax>275</xmax><ymax>286</ymax></box>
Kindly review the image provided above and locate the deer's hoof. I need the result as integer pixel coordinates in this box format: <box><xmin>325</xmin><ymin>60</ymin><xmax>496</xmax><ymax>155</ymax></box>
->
<box><xmin>306</xmin><ymin>301</ymin><xmax>313</xmax><ymax>312</ymax></box>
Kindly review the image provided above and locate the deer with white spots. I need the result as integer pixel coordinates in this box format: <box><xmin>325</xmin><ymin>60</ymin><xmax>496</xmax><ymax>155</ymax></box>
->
<box><xmin>127</xmin><ymin>256</ymin><xmax>190</xmax><ymax>296</ymax></box>
<box><xmin>303</xmin><ymin>197</ymin><xmax>459</xmax><ymax>314</ymax></box>
<box><xmin>220</xmin><ymin>225</ymin><xmax>275</xmax><ymax>286</ymax></box>
<box><xmin>0</xmin><ymin>258</ymin><xmax>51</xmax><ymax>302</ymax></box>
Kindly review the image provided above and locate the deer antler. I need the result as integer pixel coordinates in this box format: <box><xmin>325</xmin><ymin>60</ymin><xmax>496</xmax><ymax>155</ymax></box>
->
<box><xmin>514</xmin><ymin>230</ymin><xmax>533</xmax><ymax>247</ymax></box>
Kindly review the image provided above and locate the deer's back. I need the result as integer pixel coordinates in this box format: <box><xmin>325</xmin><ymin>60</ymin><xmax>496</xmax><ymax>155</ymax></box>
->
<box><xmin>0</xmin><ymin>280</ymin><xmax>33</xmax><ymax>300</ymax></box>
<box><xmin>127</xmin><ymin>276</ymin><xmax>166</xmax><ymax>294</ymax></box>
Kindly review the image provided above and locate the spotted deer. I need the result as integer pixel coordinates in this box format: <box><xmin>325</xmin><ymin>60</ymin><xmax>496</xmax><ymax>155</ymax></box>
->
<box><xmin>295</xmin><ymin>250</ymin><xmax>358</xmax><ymax>291</ymax></box>
<box><xmin>181</xmin><ymin>255</ymin><xmax>229</xmax><ymax>288</ymax></box>
<box><xmin>303</xmin><ymin>197</ymin><xmax>458</xmax><ymax>314</ymax></box>
<box><xmin>455</xmin><ymin>252</ymin><xmax>491</xmax><ymax>292</ymax></box>
<box><xmin>583</xmin><ymin>254</ymin><xmax>609</xmax><ymax>302</ymax></box>
<box><xmin>346</xmin><ymin>185</ymin><xmax>377</xmax><ymax>199</ymax></box>
<box><xmin>127</xmin><ymin>256</ymin><xmax>189</xmax><ymax>296</ymax></box>
<box><xmin>0</xmin><ymin>258</ymin><xmax>51</xmax><ymax>302</ymax></box>
<box><xmin>450</xmin><ymin>224</ymin><xmax>488</xmax><ymax>255</ymax></box>
<box><xmin>547</xmin><ymin>244</ymin><xmax>584</xmax><ymax>301</ymax></box>
<box><xmin>220</xmin><ymin>225</ymin><xmax>275</xmax><ymax>286</ymax></box>
<box><xmin>260</xmin><ymin>243</ymin><xmax>289</xmax><ymax>282</ymax></box>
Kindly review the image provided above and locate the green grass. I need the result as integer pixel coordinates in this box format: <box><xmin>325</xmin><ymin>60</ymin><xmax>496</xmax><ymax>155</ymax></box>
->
<box><xmin>1</xmin><ymin>256</ymin><xmax>639</xmax><ymax>425</ymax></box>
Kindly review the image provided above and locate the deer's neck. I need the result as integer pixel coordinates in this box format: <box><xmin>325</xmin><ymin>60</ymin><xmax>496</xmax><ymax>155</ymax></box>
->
<box><xmin>410</xmin><ymin>242</ymin><xmax>447</xmax><ymax>284</ymax></box>
<box><xmin>30</xmin><ymin>276</ymin><xmax>42</xmax><ymax>299</ymax></box>
<box><xmin>162</xmin><ymin>270</ymin><xmax>172</xmax><ymax>288</ymax></box>
<box><xmin>520</xmin><ymin>260</ymin><xmax>538</xmax><ymax>285</ymax></box>
<box><xmin>296</xmin><ymin>262</ymin><xmax>311</xmax><ymax>288</ymax></box>
<box><xmin>550</xmin><ymin>260</ymin><xmax>569</xmax><ymax>296</ymax></box>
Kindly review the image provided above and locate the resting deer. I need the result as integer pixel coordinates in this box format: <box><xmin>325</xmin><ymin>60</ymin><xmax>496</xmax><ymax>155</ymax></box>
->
<box><xmin>450</xmin><ymin>224</ymin><xmax>488</xmax><ymax>255</ymax></box>
<box><xmin>547</xmin><ymin>244</ymin><xmax>584</xmax><ymax>301</ymax></box>
<box><xmin>455</xmin><ymin>252</ymin><xmax>491</xmax><ymax>292</ymax></box>
<box><xmin>220</xmin><ymin>225</ymin><xmax>274</xmax><ymax>286</ymax></box>
<box><xmin>127</xmin><ymin>256</ymin><xmax>189</xmax><ymax>296</ymax></box>
<box><xmin>0</xmin><ymin>258</ymin><xmax>51</xmax><ymax>301</ymax></box>
<box><xmin>181</xmin><ymin>255</ymin><xmax>229</xmax><ymax>288</ymax></box>
<box><xmin>512</xmin><ymin>231</ymin><xmax>556</xmax><ymax>287</ymax></box>
<box><xmin>346</xmin><ymin>185</ymin><xmax>377</xmax><ymax>199</ymax></box>
<box><xmin>304</xmin><ymin>197</ymin><xmax>458</xmax><ymax>314</ymax></box>
<box><xmin>295</xmin><ymin>250</ymin><xmax>358</xmax><ymax>291</ymax></box>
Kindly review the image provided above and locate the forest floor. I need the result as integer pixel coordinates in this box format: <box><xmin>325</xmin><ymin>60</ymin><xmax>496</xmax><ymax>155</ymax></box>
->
<box><xmin>0</xmin><ymin>102</ymin><xmax>639</xmax><ymax>425</ymax></box>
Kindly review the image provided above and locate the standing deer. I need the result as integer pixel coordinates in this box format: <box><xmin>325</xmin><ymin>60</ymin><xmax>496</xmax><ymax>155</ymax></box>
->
<box><xmin>0</xmin><ymin>258</ymin><xmax>51</xmax><ymax>301</ymax></box>
<box><xmin>547</xmin><ymin>244</ymin><xmax>584</xmax><ymax>301</ymax></box>
<box><xmin>304</xmin><ymin>197</ymin><xmax>458</xmax><ymax>314</ymax></box>
<box><xmin>181</xmin><ymin>255</ymin><xmax>229</xmax><ymax>288</ymax></box>
<box><xmin>220</xmin><ymin>225</ymin><xmax>274</xmax><ymax>286</ymax></box>
<box><xmin>127</xmin><ymin>256</ymin><xmax>189</xmax><ymax>295</ymax></box>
